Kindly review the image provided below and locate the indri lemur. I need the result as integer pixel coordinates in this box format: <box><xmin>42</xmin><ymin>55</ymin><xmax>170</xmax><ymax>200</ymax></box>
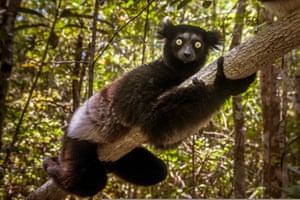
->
<box><xmin>43</xmin><ymin>20</ymin><xmax>255</xmax><ymax>197</ymax></box>
<box><xmin>260</xmin><ymin>0</ymin><xmax>300</xmax><ymax>17</ymax></box>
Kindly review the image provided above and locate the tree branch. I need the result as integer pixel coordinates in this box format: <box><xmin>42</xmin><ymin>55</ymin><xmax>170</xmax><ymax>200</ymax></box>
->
<box><xmin>27</xmin><ymin>10</ymin><xmax>300</xmax><ymax>200</ymax></box>
<box><xmin>194</xmin><ymin>10</ymin><xmax>300</xmax><ymax>83</ymax></box>
<box><xmin>98</xmin><ymin>10</ymin><xmax>300</xmax><ymax>162</ymax></box>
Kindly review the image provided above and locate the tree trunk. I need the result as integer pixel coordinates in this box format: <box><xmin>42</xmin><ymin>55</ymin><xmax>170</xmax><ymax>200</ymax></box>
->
<box><xmin>295</xmin><ymin>68</ymin><xmax>300</xmax><ymax>119</ymax></box>
<box><xmin>0</xmin><ymin>0</ymin><xmax>22</xmax><ymax>150</ymax></box>
<box><xmin>260</xmin><ymin>57</ymin><xmax>288</xmax><ymax>198</ymax></box>
<box><xmin>232</xmin><ymin>96</ymin><xmax>246</xmax><ymax>197</ymax></box>
<box><xmin>72</xmin><ymin>32</ymin><xmax>84</xmax><ymax>111</ymax></box>
<box><xmin>229</xmin><ymin>0</ymin><xmax>247</xmax><ymax>198</ymax></box>
<box><xmin>27</xmin><ymin>10</ymin><xmax>300</xmax><ymax>200</ymax></box>
<box><xmin>295</xmin><ymin>59</ymin><xmax>300</xmax><ymax>168</ymax></box>
<box><xmin>88</xmin><ymin>0</ymin><xmax>100</xmax><ymax>97</ymax></box>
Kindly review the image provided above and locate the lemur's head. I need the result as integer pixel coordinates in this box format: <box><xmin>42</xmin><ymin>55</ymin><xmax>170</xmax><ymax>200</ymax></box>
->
<box><xmin>157</xmin><ymin>20</ymin><xmax>222</xmax><ymax>69</ymax></box>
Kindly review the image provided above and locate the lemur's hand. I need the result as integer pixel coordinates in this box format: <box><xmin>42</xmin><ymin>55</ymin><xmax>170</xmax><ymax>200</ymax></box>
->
<box><xmin>192</xmin><ymin>77</ymin><xmax>206</xmax><ymax>87</ymax></box>
<box><xmin>214</xmin><ymin>56</ymin><xmax>256</xmax><ymax>96</ymax></box>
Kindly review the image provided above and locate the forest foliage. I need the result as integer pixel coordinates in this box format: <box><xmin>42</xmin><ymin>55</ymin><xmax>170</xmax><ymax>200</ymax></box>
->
<box><xmin>0</xmin><ymin>0</ymin><xmax>300</xmax><ymax>199</ymax></box>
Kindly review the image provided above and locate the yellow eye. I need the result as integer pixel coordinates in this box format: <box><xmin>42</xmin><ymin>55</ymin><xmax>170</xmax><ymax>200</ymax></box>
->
<box><xmin>176</xmin><ymin>39</ymin><xmax>183</xmax><ymax>46</ymax></box>
<box><xmin>194</xmin><ymin>41</ymin><xmax>202</xmax><ymax>48</ymax></box>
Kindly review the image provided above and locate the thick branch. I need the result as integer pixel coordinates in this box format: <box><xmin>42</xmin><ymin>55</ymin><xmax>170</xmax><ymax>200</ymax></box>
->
<box><xmin>27</xmin><ymin>10</ymin><xmax>300</xmax><ymax>200</ymax></box>
<box><xmin>98</xmin><ymin>10</ymin><xmax>300</xmax><ymax>162</ymax></box>
<box><xmin>192</xmin><ymin>10</ymin><xmax>300</xmax><ymax>83</ymax></box>
<box><xmin>26</xmin><ymin>179</ymin><xmax>67</xmax><ymax>200</ymax></box>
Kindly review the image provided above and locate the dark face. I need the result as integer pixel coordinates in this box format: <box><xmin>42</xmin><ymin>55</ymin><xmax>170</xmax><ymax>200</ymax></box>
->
<box><xmin>170</xmin><ymin>32</ymin><xmax>204</xmax><ymax>63</ymax></box>
<box><xmin>158</xmin><ymin>22</ymin><xmax>221</xmax><ymax>72</ymax></box>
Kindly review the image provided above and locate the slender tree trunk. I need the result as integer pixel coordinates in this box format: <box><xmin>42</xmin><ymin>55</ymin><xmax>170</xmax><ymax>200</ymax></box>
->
<box><xmin>280</xmin><ymin>56</ymin><xmax>288</xmax><ymax>196</ymax></box>
<box><xmin>72</xmin><ymin>32</ymin><xmax>84</xmax><ymax>111</ymax></box>
<box><xmin>0</xmin><ymin>0</ymin><xmax>22</xmax><ymax>150</ymax></box>
<box><xmin>260</xmin><ymin>60</ymin><xmax>287</xmax><ymax>197</ymax></box>
<box><xmin>260</xmin><ymin>63</ymin><xmax>278</xmax><ymax>198</ymax></box>
<box><xmin>295</xmin><ymin>64</ymin><xmax>300</xmax><ymax>120</ymax></box>
<box><xmin>232</xmin><ymin>95</ymin><xmax>246</xmax><ymax>197</ymax></box>
<box><xmin>141</xmin><ymin>0</ymin><xmax>150</xmax><ymax>65</ymax></box>
<box><xmin>260</xmin><ymin>7</ymin><xmax>288</xmax><ymax>198</ymax></box>
<box><xmin>88</xmin><ymin>0</ymin><xmax>100</xmax><ymax>97</ymax></box>
<box><xmin>229</xmin><ymin>0</ymin><xmax>247</xmax><ymax>198</ymax></box>
<box><xmin>294</xmin><ymin>54</ymin><xmax>300</xmax><ymax>168</ymax></box>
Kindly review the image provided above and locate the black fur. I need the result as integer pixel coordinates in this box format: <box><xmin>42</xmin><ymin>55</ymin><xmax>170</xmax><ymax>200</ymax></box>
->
<box><xmin>43</xmin><ymin>21</ymin><xmax>255</xmax><ymax>197</ymax></box>
<box><xmin>111</xmin><ymin>147</ymin><xmax>167</xmax><ymax>186</ymax></box>
<box><xmin>139</xmin><ymin>57</ymin><xmax>255</xmax><ymax>149</ymax></box>
<box><xmin>43</xmin><ymin>137</ymin><xmax>107</xmax><ymax>197</ymax></box>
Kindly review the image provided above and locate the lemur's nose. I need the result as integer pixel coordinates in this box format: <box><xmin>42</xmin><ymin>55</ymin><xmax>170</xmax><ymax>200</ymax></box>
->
<box><xmin>183</xmin><ymin>45</ymin><xmax>192</xmax><ymax>58</ymax></box>
<box><xmin>184</xmin><ymin>52</ymin><xmax>191</xmax><ymax>57</ymax></box>
<box><xmin>184</xmin><ymin>47</ymin><xmax>192</xmax><ymax>57</ymax></box>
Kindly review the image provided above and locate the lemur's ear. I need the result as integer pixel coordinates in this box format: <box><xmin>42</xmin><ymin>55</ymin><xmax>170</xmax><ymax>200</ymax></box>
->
<box><xmin>205</xmin><ymin>30</ymin><xmax>223</xmax><ymax>51</ymax></box>
<box><xmin>157</xmin><ymin>18</ymin><xmax>174</xmax><ymax>39</ymax></box>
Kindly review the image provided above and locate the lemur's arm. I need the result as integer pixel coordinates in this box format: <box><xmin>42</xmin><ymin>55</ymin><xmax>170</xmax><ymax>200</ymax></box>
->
<box><xmin>140</xmin><ymin>57</ymin><xmax>255</xmax><ymax>148</ymax></box>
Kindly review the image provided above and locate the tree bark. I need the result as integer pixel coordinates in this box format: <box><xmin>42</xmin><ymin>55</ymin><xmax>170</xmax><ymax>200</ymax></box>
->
<box><xmin>27</xmin><ymin>10</ymin><xmax>300</xmax><ymax>200</ymax></box>
<box><xmin>280</xmin><ymin>55</ymin><xmax>288</xmax><ymax>196</ymax></box>
<box><xmin>0</xmin><ymin>0</ymin><xmax>22</xmax><ymax>150</ymax></box>
<box><xmin>260</xmin><ymin>55</ymin><xmax>289</xmax><ymax>198</ymax></box>
<box><xmin>26</xmin><ymin>179</ymin><xmax>67</xmax><ymax>200</ymax></box>
<box><xmin>232</xmin><ymin>95</ymin><xmax>246</xmax><ymax>198</ymax></box>
<box><xmin>295</xmin><ymin>64</ymin><xmax>300</xmax><ymax>168</ymax></box>
<box><xmin>88</xmin><ymin>0</ymin><xmax>100</xmax><ymax>97</ymax></box>
<box><xmin>229</xmin><ymin>0</ymin><xmax>247</xmax><ymax>198</ymax></box>
<box><xmin>260</xmin><ymin>60</ymin><xmax>285</xmax><ymax>198</ymax></box>
<box><xmin>72</xmin><ymin>32</ymin><xmax>84</xmax><ymax>111</ymax></box>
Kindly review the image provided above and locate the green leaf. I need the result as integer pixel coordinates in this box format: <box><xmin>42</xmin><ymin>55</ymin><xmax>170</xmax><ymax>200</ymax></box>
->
<box><xmin>177</xmin><ymin>0</ymin><xmax>192</xmax><ymax>9</ymax></box>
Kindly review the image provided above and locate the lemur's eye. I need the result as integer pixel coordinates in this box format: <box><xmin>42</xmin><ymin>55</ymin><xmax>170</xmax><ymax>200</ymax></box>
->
<box><xmin>194</xmin><ymin>41</ymin><xmax>202</xmax><ymax>48</ymax></box>
<box><xmin>176</xmin><ymin>39</ymin><xmax>183</xmax><ymax>46</ymax></box>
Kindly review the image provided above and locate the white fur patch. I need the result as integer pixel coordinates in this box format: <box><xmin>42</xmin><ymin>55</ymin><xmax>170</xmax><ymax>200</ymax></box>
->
<box><xmin>68</xmin><ymin>98</ymin><xmax>102</xmax><ymax>143</ymax></box>
<box><xmin>67</xmin><ymin>92</ymin><xmax>127</xmax><ymax>144</ymax></box>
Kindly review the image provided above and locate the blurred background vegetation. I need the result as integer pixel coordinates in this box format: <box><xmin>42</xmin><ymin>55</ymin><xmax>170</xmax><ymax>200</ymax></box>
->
<box><xmin>0</xmin><ymin>0</ymin><xmax>300</xmax><ymax>199</ymax></box>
